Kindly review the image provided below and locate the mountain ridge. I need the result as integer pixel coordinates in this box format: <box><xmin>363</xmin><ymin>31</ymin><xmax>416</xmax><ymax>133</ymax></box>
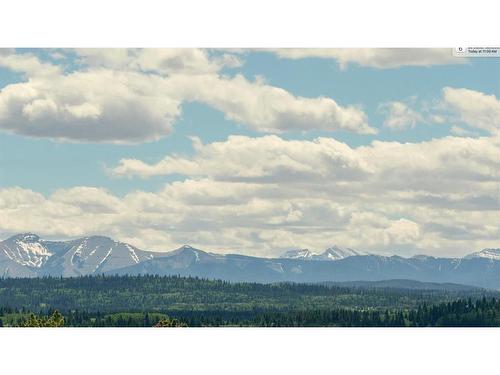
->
<box><xmin>1</xmin><ymin>233</ymin><xmax>499</xmax><ymax>288</ymax></box>
<box><xmin>1</xmin><ymin>233</ymin><xmax>166</xmax><ymax>278</ymax></box>
<box><xmin>464</xmin><ymin>248</ymin><xmax>500</xmax><ymax>261</ymax></box>
<box><xmin>279</xmin><ymin>245</ymin><xmax>367</xmax><ymax>261</ymax></box>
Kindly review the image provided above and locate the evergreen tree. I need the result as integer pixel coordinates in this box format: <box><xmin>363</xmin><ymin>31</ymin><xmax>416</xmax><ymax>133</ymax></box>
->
<box><xmin>20</xmin><ymin>310</ymin><xmax>65</xmax><ymax>327</ymax></box>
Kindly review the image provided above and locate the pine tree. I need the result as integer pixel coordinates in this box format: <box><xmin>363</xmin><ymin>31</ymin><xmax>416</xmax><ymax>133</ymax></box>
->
<box><xmin>20</xmin><ymin>310</ymin><xmax>65</xmax><ymax>327</ymax></box>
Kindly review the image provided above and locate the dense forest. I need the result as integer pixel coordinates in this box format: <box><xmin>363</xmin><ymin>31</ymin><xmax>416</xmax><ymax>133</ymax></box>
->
<box><xmin>0</xmin><ymin>275</ymin><xmax>498</xmax><ymax>327</ymax></box>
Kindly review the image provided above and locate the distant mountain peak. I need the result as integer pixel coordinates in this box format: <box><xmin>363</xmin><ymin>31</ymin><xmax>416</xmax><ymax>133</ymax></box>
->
<box><xmin>0</xmin><ymin>233</ymin><xmax>167</xmax><ymax>276</ymax></box>
<box><xmin>9</xmin><ymin>233</ymin><xmax>41</xmax><ymax>242</ymax></box>
<box><xmin>325</xmin><ymin>245</ymin><xmax>343</xmax><ymax>250</ymax></box>
<box><xmin>280</xmin><ymin>249</ymin><xmax>315</xmax><ymax>259</ymax></box>
<box><xmin>1</xmin><ymin>233</ymin><xmax>51</xmax><ymax>268</ymax></box>
<box><xmin>84</xmin><ymin>235</ymin><xmax>115</xmax><ymax>242</ymax></box>
<box><xmin>318</xmin><ymin>246</ymin><xmax>365</xmax><ymax>260</ymax></box>
<box><xmin>172</xmin><ymin>245</ymin><xmax>198</xmax><ymax>252</ymax></box>
<box><xmin>169</xmin><ymin>245</ymin><xmax>205</xmax><ymax>256</ymax></box>
<box><xmin>465</xmin><ymin>248</ymin><xmax>500</xmax><ymax>261</ymax></box>
<box><xmin>281</xmin><ymin>245</ymin><xmax>366</xmax><ymax>261</ymax></box>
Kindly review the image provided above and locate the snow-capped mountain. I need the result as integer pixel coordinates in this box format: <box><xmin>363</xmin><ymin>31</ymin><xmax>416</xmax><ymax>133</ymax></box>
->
<box><xmin>1</xmin><ymin>233</ymin><xmax>167</xmax><ymax>277</ymax></box>
<box><xmin>40</xmin><ymin>235</ymin><xmax>164</xmax><ymax>277</ymax></box>
<box><xmin>314</xmin><ymin>246</ymin><xmax>366</xmax><ymax>261</ymax></box>
<box><xmin>0</xmin><ymin>233</ymin><xmax>52</xmax><ymax>268</ymax></box>
<box><xmin>464</xmin><ymin>248</ymin><xmax>500</xmax><ymax>261</ymax></box>
<box><xmin>280</xmin><ymin>245</ymin><xmax>366</xmax><ymax>261</ymax></box>
<box><xmin>280</xmin><ymin>249</ymin><xmax>314</xmax><ymax>259</ymax></box>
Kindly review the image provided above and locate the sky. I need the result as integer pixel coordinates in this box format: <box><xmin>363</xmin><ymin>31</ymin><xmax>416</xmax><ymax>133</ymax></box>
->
<box><xmin>0</xmin><ymin>48</ymin><xmax>499</xmax><ymax>257</ymax></box>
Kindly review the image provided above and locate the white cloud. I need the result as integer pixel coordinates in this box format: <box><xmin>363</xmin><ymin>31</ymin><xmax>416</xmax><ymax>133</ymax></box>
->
<box><xmin>271</xmin><ymin>48</ymin><xmax>465</xmax><ymax>69</ymax></box>
<box><xmin>442</xmin><ymin>87</ymin><xmax>500</xmax><ymax>134</ymax></box>
<box><xmin>382</xmin><ymin>219</ymin><xmax>422</xmax><ymax>245</ymax></box>
<box><xmin>68</xmin><ymin>134</ymin><xmax>499</xmax><ymax>256</ymax></box>
<box><xmin>173</xmin><ymin>74</ymin><xmax>374</xmax><ymax>134</ymax></box>
<box><xmin>74</xmin><ymin>48</ymin><xmax>243</xmax><ymax>74</ymax></box>
<box><xmin>450</xmin><ymin>125</ymin><xmax>478</xmax><ymax>137</ymax></box>
<box><xmin>2</xmin><ymin>164</ymin><xmax>500</xmax><ymax>257</ymax></box>
<box><xmin>112</xmin><ymin>135</ymin><xmax>372</xmax><ymax>180</ymax></box>
<box><xmin>0</xmin><ymin>187</ymin><xmax>44</xmax><ymax>209</ymax></box>
<box><xmin>0</xmin><ymin>49</ymin><xmax>373</xmax><ymax>142</ymax></box>
<box><xmin>379</xmin><ymin>101</ymin><xmax>424</xmax><ymax>130</ymax></box>
<box><xmin>378</xmin><ymin>88</ymin><xmax>500</xmax><ymax>134</ymax></box>
<box><xmin>113</xmin><ymin>134</ymin><xmax>500</xmax><ymax>189</ymax></box>
<box><xmin>0</xmin><ymin>68</ymin><xmax>181</xmax><ymax>143</ymax></box>
<box><xmin>51</xmin><ymin>187</ymin><xmax>124</xmax><ymax>213</ymax></box>
<box><xmin>0</xmin><ymin>52</ymin><xmax>61</xmax><ymax>77</ymax></box>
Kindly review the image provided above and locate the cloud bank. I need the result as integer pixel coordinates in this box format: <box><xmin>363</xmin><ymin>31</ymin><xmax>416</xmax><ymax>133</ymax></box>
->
<box><xmin>0</xmin><ymin>49</ymin><xmax>374</xmax><ymax>142</ymax></box>
<box><xmin>2</xmin><ymin>132</ymin><xmax>499</xmax><ymax>257</ymax></box>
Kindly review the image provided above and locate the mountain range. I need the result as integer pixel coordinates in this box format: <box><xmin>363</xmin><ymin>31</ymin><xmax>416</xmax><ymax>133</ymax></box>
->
<box><xmin>1</xmin><ymin>233</ymin><xmax>499</xmax><ymax>288</ymax></box>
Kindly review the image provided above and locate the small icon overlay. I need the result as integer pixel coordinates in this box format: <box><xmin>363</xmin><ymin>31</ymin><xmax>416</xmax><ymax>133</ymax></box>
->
<box><xmin>453</xmin><ymin>47</ymin><xmax>500</xmax><ymax>57</ymax></box>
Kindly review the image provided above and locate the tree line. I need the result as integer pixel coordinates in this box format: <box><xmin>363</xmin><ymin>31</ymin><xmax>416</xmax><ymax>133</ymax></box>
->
<box><xmin>0</xmin><ymin>274</ymin><xmax>494</xmax><ymax>314</ymax></box>
<box><xmin>0</xmin><ymin>275</ymin><xmax>498</xmax><ymax>327</ymax></box>
<box><xmin>1</xmin><ymin>297</ymin><xmax>498</xmax><ymax>327</ymax></box>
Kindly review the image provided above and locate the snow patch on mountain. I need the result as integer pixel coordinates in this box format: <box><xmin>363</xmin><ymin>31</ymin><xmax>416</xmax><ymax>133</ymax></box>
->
<box><xmin>0</xmin><ymin>233</ymin><xmax>53</xmax><ymax>268</ymax></box>
<box><xmin>317</xmin><ymin>246</ymin><xmax>366</xmax><ymax>260</ymax></box>
<box><xmin>126</xmin><ymin>244</ymin><xmax>141</xmax><ymax>263</ymax></box>
<box><xmin>94</xmin><ymin>248</ymin><xmax>113</xmax><ymax>272</ymax></box>
<box><xmin>280</xmin><ymin>245</ymin><xmax>367</xmax><ymax>261</ymax></box>
<box><xmin>465</xmin><ymin>248</ymin><xmax>500</xmax><ymax>261</ymax></box>
<box><xmin>280</xmin><ymin>249</ymin><xmax>314</xmax><ymax>259</ymax></box>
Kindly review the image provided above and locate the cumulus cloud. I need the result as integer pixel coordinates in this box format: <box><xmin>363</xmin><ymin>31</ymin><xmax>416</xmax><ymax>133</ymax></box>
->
<box><xmin>0</xmin><ymin>68</ymin><xmax>181</xmax><ymax>143</ymax></box>
<box><xmin>173</xmin><ymin>74</ymin><xmax>374</xmax><ymax>134</ymax></box>
<box><xmin>74</xmin><ymin>48</ymin><xmax>243</xmax><ymax>74</ymax></box>
<box><xmin>377</xmin><ymin>88</ymin><xmax>500</xmax><ymax>134</ymax></box>
<box><xmin>270</xmin><ymin>48</ymin><xmax>465</xmax><ymax>69</ymax></box>
<box><xmin>49</xmin><ymin>133</ymin><xmax>493</xmax><ymax>256</ymax></box>
<box><xmin>0</xmin><ymin>52</ymin><xmax>61</xmax><ymax>77</ymax></box>
<box><xmin>113</xmin><ymin>134</ymin><xmax>500</xmax><ymax>188</ymax></box>
<box><xmin>379</xmin><ymin>101</ymin><xmax>424</xmax><ymax>130</ymax></box>
<box><xmin>51</xmin><ymin>187</ymin><xmax>124</xmax><ymax>213</ymax></box>
<box><xmin>442</xmin><ymin>87</ymin><xmax>500</xmax><ymax>134</ymax></box>
<box><xmin>3</xmin><ymin>155</ymin><xmax>500</xmax><ymax>256</ymax></box>
<box><xmin>0</xmin><ymin>49</ymin><xmax>373</xmax><ymax>142</ymax></box>
<box><xmin>0</xmin><ymin>187</ymin><xmax>44</xmax><ymax>209</ymax></box>
<box><xmin>112</xmin><ymin>135</ymin><xmax>372</xmax><ymax>180</ymax></box>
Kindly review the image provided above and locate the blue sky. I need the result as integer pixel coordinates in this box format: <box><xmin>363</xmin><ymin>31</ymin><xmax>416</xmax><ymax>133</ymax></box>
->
<box><xmin>0</xmin><ymin>49</ymin><xmax>499</xmax><ymax>256</ymax></box>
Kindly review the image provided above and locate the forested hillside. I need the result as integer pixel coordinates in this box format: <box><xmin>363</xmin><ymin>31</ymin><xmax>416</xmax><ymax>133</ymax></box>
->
<box><xmin>0</xmin><ymin>275</ymin><xmax>498</xmax><ymax>327</ymax></box>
